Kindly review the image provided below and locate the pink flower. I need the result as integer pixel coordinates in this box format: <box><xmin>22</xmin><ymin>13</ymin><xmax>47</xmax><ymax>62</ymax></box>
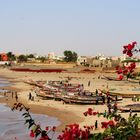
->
<box><xmin>118</xmin><ymin>75</ymin><xmax>124</xmax><ymax>80</ymax></box>
<box><xmin>30</xmin><ymin>130</ymin><xmax>35</xmax><ymax>137</ymax></box>
<box><xmin>45</xmin><ymin>126</ymin><xmax>49</xmax><ymax>131</ymax></box>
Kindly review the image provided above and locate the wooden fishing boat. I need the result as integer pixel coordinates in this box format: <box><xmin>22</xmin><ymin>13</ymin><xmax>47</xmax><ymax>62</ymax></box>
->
<box><xmin>119</xmin><ymin>107</ymin><xmax>140</xmax><ymax>112</ymax></box>
<box><xmin>46</xmin><ymin>81</ymin><xmax>84</xmax><ymax>92</ymax></box>
<box><xmin>109</xmin><ymin>95</ymin><xmax>123</xmax><ymax>101</ymax></box>
<box><xmin>128</xmin><ymin>79</ymin><xmax>140</xmax><ymax>83</ymax></box>
<box><xmin>24</xmin><ymin>80</ymin><xmax>37</xmax><ymax>85</ymax></box>
<box><xmin>24</xmin><ymin>80</ymin><xmax>46</xmax><ymax>87</ymax></box>
<box><xmin>120</xmin><ymin>104</ymin><xmax>140</xmax><ymax>112</ymax></box>
<box><xmin>36</xmin><ymin>90</ymin><xmax>54</xmax><ymax>99</ymax></box>
<box><xmin>101</xmin><ymin>76</ymin><xmax>121</xmax><ymax>81</ymax></box>
<box><xmin>62</xmin><ymin>92</ymin><xmax>103</xmax><ymax>104</ymax></box>
<box><xmin>36</xmin><ymin>89</ymin><xmax>62</xmax><ymax>100</ymax></box>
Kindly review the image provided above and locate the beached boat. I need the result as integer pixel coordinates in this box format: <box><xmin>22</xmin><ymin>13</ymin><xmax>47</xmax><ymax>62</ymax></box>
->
<box><xmin>109</xmin><ymin>95</ymin><xmax>123</xmax><ymax>101</ymax></box>
<box><xmin>36</xmin><ymin>89</ymin><xmax>62</xmax><ymax>100</ymax></box>
<box><xmin>99</xmin><ymin>90</ymin><xmax>123</xmax><ymax>101</ymax></box>
<box><xmin>119</xmin><ymin>103</ymin><xmax>140</xmax><ymax>112</ymax></box>
<box><xmin>101</xmin><ymin>76</ymin><xmax>121</xmax><ymax>81</ymax></box>
<box><xmin>62</xmin><ymin>95</ymin><xmax>103</xmax><ymax>104</ymax></box>
<box><xmin>36</xmin><ymin>90</ymin><xmax>53</xmax><ymax>99</ymax></box>
<box><xmin>61</xmin><ymin>91</ymin><xmax>103</xmax><ymax>104</ymax></box>
<box><xmin>119</xmin><ymin>107</ymin><xmax>140</xmax><ymax>112</ymax></box>
<box><xmin>128</xmin><ymin>79</ymin><xmax>140</xmax><ymax>83</ymax></box>
<box><xmin>24</xmin><ymin>80</ymin><xmax>37</xmax><ymax>85</ymax></box>
<box><xmin>45</xmin><ymin>81</ymin><xmax>84</xmax><ymax>92</ymax></box>
<box><xmin>24</xmin><ymin>80</ymin><xmax>47</xmax><ymax>87</ymax></box>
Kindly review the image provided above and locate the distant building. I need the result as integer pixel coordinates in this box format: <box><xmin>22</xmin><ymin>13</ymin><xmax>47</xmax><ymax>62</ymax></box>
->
<box><xmin>55</xmin><ymin>56</ymin><xmax>64</xmax><ymax>61</ymax></box>
<box><xmin>48</xmin><ymin>52</ymin><xmax>55</xmax><ymax>59</ymax></box>
<box><xmin>0</xmin><ymin>53</ymin><xmax>8</xmax><ymax>61</ymax></box>
<box><xmin>77</xmin><ymin>56</ymin><xmax>87</xmax><ymax>65</ymax></box>
<box><xmin>86</xmin><ymin>56</ymin><xmax>120</xmax><ymax>68</ymax></box>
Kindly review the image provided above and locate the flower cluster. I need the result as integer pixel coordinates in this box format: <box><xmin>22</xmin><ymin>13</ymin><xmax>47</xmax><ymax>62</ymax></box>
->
<box><xmin>30</xmin><ymin>126</ymin><xmax>56</xmax><ymax>140</ymax></box>
<box><xmin>83</xmin><ymin>108</ymin><xmax>99</xmax><ymax>116</ymax></box>
<box><xmin>116</xmin><ymin>62</ymin><xmax>136</xmax><ymax>80</ymax></box>
<box><xmin>12</xmin><ymin>103</ymin><xmax>56</xmax><ymax>140</ymax></box>
<box><xmin>57</xmin><ymin>123</ymin><xmax>93</xmax><ymax>140</ymax></box>
<box><xmin>101</xmin><ymin>120</ymin><xmax>115</xmax><ymax>128</ymax></box>
<box><xmin>116</xmin><ymin>41</ymin><xmax>140</xmax><ymax>80</ymax></box>
<box><xmin>123</xmin><ymin>41</ymin><xmax>137</xmax><ymax>57</ymax></box>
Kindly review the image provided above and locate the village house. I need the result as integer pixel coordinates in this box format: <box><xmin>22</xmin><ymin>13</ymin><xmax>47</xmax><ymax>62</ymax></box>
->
<box><xmin>77</xmin><ymin>56</ymin><xmax>87</xmax><ymax>65</ymax></box>
<box><xmin>0</xmin><ymin>53</ymin><xmax>10</xmax><ymax>65</ymax></box>
<box><xmin>86</xmin><ymin>54</ymin><xmax>120</xmax><ymax>68</ymax></box>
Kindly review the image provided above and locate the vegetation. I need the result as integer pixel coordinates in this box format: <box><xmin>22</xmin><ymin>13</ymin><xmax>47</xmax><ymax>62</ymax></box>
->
<box><xmin>17</xmin><ymin>54</ymin><xmax>28</xmax><ymax>62</ymax></box>
<box><xmin>36</xmin><ymin>56</ymin><xmax>47</xmax><ymax>63</ymax></box>
<box><xmin>27</xmin><ymin>54</ymin><xmax>35</xmax><ymax>58</ymax></box>
<box><xmin>63</xmin><ymin>50</ymin><xmax>78</xmax><ymax>62</ymax></box>
<box><xmin>6</xmin><ymin>52</ymin><xmax>16</xmax><ymax>61</ymax></box>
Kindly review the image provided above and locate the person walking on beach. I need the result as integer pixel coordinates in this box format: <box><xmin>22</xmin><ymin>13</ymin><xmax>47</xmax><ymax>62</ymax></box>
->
<box><xmin>88</xmin><ymin>80</ymin><xmax>90</xmax><ymax>87</ymax></box>
<box><xmin>107</xmin><ymin>103</ymin><xmax>112</xmax><ymax>114</ymax></box>
<box><xmin>95</xmin><ymin>89</ymin><xmax>98</xmax><ymax>96</ymax></box>
<box><xmin>129</xmin><ymin>108</ymin><xmax>132</xmax><ymax>117</ymax></box>
<box><xmin>12</xmin><ymin>92</ymin><xmax>14</xmax><ymax>98</ymax></box>
<box><xmin>102</xmin><ymin>95</ymin><xmax>105</xmax><ymax>104</ymax></box>
<box><xmin>113</xmin><ymin>102</ymin><xmax>118</xmax><ymax>113</ymax></box>
<box><xmin>29</xmin><ymin>92</ymin><xmax>32</xmax><ymax>100</ymax></box>
<box><xmin>107</xmin><ymin>96</ymin><xmax>111</xmax><ymax>104</ymax></box>
<box><xmin>95</xmin><ymin>120</ymin><xmax>98</xmax><ymax>130</ymax></box>
<box><xmin>15</xmin><ymin>93</ymin><xmax>18</xmax><ymax>102</ymax></box>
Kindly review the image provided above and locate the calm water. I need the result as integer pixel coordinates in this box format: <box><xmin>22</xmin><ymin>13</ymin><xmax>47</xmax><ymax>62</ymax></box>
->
<box><xmin>0</xmin><ymin>78</ymin><xmax>11</xmax><ymax>87</ymax></box>
<box><xmin>0</xmin><ymin>104</ymin><xmax>61</xmax><ymax>140</ymax></box>
<box><xmin>0</xmin><ymin>78</ymin><xmax>61</xmax><ymax>140</ymax></box>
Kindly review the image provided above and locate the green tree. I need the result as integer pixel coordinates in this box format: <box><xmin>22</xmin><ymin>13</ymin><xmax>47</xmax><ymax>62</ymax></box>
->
<box><xmin>18</xmin><ymin>55</ymin><xmax>27</xmax><ymax>62</ymax></box>
<box><xmin>63</xmin><ymin>50</ymin><xmax>78</xmax><ymax>62</ymax></box>
<box><xmin>27</xmin><ymin>54</ymin><xmax>35</xmax><ymax>58</ymax></box>
<box><xmin>36</xmin><ymin>56</ymin><xmax>46</xmax><ymax>63</ymax></box>
<box><xmin>6</xmin><ymin>52</ymin><xmax>16</xmax><ymax>61</ymax></box>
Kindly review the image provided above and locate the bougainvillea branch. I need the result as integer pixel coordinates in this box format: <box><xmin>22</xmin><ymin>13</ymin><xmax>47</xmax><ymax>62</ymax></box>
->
<box><xmin>122</xmin><ymin>41</ymin><xmax>140</xmax><ymax>57</ymax></box>
<box><xmin>12</xmin><ymin>103</ymin><xmax>56</xmax><ymax>140</ymax></box>
<box><xmin>116</xmin><ymin>41</ymin><xmax>140</xmax><ymax>80</ymax></box>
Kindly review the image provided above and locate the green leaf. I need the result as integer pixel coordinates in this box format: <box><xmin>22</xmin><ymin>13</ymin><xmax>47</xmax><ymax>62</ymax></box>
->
<box><xmin>28</xmin><ymin>121</ymin><xmax>34</xmax><ymax>129</ymax></box>
<box><xmin>24</xmin><ymin>119</ymin><xmax>30</xmax><ymax>125</ymax></box>
<box><xmin>22</xmin><ymin>113</ymin><xmax>28</xmax><ymax>116</ymax></box>
<box><xmin>35</xmin><ymin>130</ymin><xmax>41</xmax><ymax>138</ymax></box>
<box><xmin>24</xmin><ymin>115</ymin><xmax>29</xmax><ymax>118</ymax></box>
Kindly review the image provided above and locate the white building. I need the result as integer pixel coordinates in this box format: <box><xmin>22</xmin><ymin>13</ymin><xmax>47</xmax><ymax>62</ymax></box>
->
<box><xmin>77</xmin><ymin>56</ymin><xmax>87</xmax><ymax>65</ymax></box>
<box><xmin>48</xmin><ymin>52</ymin><xmax>55</xmax><ymax>59</ymax></box>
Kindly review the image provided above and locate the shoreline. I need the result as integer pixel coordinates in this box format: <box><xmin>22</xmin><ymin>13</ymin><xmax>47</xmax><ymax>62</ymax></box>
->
<box><xmin>0</xmin><ymin>69</ymin><xmax>84</xmax><ymax>131</ymax></box>
<box><xmin>0</xmin><ymin>68</ymin><xmax>140</xmax><ymax>134</ymax></box>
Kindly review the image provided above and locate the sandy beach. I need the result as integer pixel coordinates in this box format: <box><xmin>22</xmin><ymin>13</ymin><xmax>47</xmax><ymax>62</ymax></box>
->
<box><xmin>0</xmin><ymin>67</ymin><xmax>140</xmax><ymax>135</ymax></box>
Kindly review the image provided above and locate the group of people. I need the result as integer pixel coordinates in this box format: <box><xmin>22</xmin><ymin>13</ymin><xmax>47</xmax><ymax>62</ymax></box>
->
<box><xmin>3</xmin><ymin>89</ymin><xmax>35</xmax><ymax>102</ymax></box>
<box><xmin>3</xmin><ymin>90</ymin><xmax>18</xmax><ymax>102</ymax></box>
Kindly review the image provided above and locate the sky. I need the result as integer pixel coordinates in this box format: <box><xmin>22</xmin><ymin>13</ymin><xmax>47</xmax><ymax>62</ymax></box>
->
<box><xmin>0</xmin><ymin>0</ymin><xmax>140</xmax><ymax>56</ymax></box>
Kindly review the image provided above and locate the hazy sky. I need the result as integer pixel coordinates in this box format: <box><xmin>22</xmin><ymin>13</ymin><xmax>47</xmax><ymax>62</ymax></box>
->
<box><xmin>0</xmin><ymin>0</ymin><xmax>140</xmax><ymax>56</ymax></box>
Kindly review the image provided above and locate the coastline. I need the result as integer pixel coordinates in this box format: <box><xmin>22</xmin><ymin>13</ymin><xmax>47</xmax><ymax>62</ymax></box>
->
<box><xmin>0</xmin><ymin>68</ymin><xmax>84</xmax><ymax>131</ymax></box>
<box><xmin>0</xmin><ymin>67</ymin><xmax>140</xmax><ymax>134</ymax></box>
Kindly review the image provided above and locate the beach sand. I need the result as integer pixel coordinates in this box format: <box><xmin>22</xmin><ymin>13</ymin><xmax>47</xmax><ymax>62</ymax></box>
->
<box><xmin>0</xmin><ymin>67</ymin><xmax>140</xmax><ymax>134</ymax></box>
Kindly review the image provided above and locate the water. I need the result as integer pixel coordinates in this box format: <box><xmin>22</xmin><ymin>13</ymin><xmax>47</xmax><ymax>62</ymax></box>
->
<box><xmin>0</xmin><ymin>78</ymin><xmax>11</xmax><ymax>87</ymax></box>
<box><xmin>0</xmin><ymin>104</ymin><xmax>61</xmax><ymax>140</ymax></box>
<box><xmin>0</xmin><ymin>78</ymin><xmax>61</xmax><ymax>140</ymax></box>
